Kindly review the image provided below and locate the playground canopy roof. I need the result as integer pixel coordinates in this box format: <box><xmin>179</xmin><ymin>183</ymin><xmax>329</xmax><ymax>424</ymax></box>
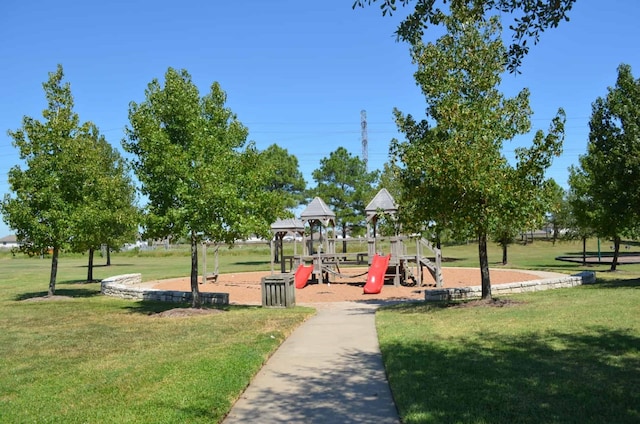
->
<box><xmin>270</xmin><ymin>218</ymin><xmax>305</xmax><ymax>235</ymax></box>
<box><xmin>300</xmin><ymin>197</ymin><xmax>335</xmax><ymax>227</ymax></box>
<box><xmin>365</xmin><ymin>188</ymin><xmax>397</xmax><ymax>221</ymax></box>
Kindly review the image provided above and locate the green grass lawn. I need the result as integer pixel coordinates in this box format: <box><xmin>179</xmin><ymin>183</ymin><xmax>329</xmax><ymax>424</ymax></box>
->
<box><xmin>1</xmin><ymin>238</ymin><xmax>639</xmax><ymax>423</ymax></box>
<box><xmin>0</xmin><ymin>242</ymin><xmax>275</xmax><ymax>285</ymax></box>
<box><xmin>0</xmin><ymin>248</ymin><xmax>313</xmax><ymax>423</ymax></box>
<box><xmin>377</xmin><ymin>238</ymin><xmax>640</xmax><ymax>424</ymax></box>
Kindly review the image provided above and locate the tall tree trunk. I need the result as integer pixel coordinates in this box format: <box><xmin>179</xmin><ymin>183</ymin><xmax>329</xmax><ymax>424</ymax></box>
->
<box><xmin>478</xmin><ymin>232</ymin><xmax>491</xmax><ymax>299</ymax></box>
<box><xmin>342</xmin><ymin>227</ymin><xmax>348</xmax><ymax>253</ymax></box>
<box><xmin>582</xmin><ymin>236</ymin><xmax>587</xmax><ymax>265</ymax></box>
<box><xmin>190</xmin><ymin>232</ymin><xmax>201</xmax><ymax>308</ymax></box>
<box><xmin>49</xmin><ymin>247</ymin><xmax>59</xmax><ymax>296</ymax></box>
<box><xmin>106</xmin><ymin>245</ymin><xmax>111</xmax><ymax>266</ymax></box>
<box><xmin>610</xmin><ymin>236</ymin><xmax>621</xmax><ymax>271</ymax></box>
<box><xmin>502</xmin><ymin>243</ymin><xmax>508</xmax><ymax>265</ymax></box>
<box><xmin>87</xmin><ymin>248</ymin><xmax>94</xmax><ymax>282</ymax></box>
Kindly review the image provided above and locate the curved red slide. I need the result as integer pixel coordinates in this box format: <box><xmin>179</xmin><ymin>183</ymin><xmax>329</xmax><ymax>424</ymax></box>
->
<box><xmin>294</xmin><ymin>264</ymin><xmax>314</xmax><ymax>289</ymax></box>
<box><xmin>363</xmin><ymin>254</ymin><xmax>391</xmax><ymax>294</ymax></box>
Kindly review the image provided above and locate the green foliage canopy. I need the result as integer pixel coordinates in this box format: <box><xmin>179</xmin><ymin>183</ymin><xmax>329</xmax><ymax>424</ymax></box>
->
<box><xmin>124</xmin><ymin>68</ymin><xmax>280</xmax><ymax>244</ymax></box>
<box><xmin>353</xmin><ymin>0</ymin><xmax>576</xmax><ymax>72</ymax></box>
<box><xmin>259</xmin><ymin>144</ymin><xmax>306</xmax><ymax>212</ymax></box>
<box><xmin>0</xmin><ymin>65</ymin><xmax>106</xmax><ymax>294</ymax></box>
<box><xmin>124</xmin><ymin>68</ymin><xmax>283</xmax><ymax>305</ymax></box>
<box><xmin>391</xmin><ymin>13</ymin><xmax>564</xmax><ymax>297</ymax></box>
<box><xmin>568</xmin><ymin>64</ymin><xmax>640</xmax><ymax>270</ymax></box>
<box><xmin>311</xmin><ymin>147</ymin><xmax>379</xmax><ymax>241</ymax></box>
<box><xmin>70</xmin><ymin>125</ymin><xmax>139</xmax><ymax>280</ymax></box>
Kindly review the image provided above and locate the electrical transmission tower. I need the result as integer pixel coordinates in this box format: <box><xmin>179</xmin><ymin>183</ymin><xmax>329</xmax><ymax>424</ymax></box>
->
<box><xmin>361</xmin><ymin>110</ymin><xmax>368</xmax><ymax>170</ymax></box>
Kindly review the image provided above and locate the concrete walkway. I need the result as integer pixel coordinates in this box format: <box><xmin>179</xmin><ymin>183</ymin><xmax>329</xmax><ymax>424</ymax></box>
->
<box><xmin>222</xmin><ymin>301</ymin><xmax>400</xmax><ymax>424</ymax></box>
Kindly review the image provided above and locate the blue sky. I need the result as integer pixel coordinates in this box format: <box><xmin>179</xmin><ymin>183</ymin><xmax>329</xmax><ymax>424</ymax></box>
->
<box><xmin>1</xmin><ymin>0</ymin><xmax>638</xmax><ymax>237</ymax></box>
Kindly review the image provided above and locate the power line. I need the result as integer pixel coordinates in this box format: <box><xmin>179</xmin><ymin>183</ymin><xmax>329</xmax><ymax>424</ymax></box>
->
<box><xmin>361</xmin><ymin>110</ymin><xmax>368</xmax><ymax>170</ymax></box>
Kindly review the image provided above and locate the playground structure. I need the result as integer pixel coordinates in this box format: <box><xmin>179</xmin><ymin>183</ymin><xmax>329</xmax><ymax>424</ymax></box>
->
<box><xmin>270</xmin><ymin>189</ymin><xmax>443</xmax><ymax>289</ymax></box>
<box><xmin>201</xmin><ymin>241</ymin><xmax>220</xmax><ymax>284</ymax></box>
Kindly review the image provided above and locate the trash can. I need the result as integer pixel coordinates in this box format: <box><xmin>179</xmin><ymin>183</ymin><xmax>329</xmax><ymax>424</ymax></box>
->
<box><xmin>261</xmin><ymin>274</ymin><xmax>296</xmax><ymax>308</ymax></box>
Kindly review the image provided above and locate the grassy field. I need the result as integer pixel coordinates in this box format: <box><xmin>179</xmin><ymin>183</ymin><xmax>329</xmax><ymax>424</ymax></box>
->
<box><xmin>0</xmin><ymin>246</ymin><xmax>314</xmax><ymax>423</ymax></box>
<box><xmin>1</xmin><ymin>238</ymin><xmax>639</xmax><ymax>423</ymax></box>
<box><xmin>376</xmin><ymin>238</ymin><xmax>640</xmax><ymax>424</ymax></box>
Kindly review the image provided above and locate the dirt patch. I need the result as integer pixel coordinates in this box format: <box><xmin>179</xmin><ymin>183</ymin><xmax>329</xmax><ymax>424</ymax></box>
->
<box><xmin>147</xmin><ymin>267</ymin><xmax>542</xmax><ymax>305</ymax></box>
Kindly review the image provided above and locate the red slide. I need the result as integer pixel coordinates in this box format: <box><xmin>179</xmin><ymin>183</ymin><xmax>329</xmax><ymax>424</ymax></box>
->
<box><xmin>363</xmin><ymin>254</ymin><xmax>391</xmax><ymax>294</ymax></box>
<box><xmin>294</xmin><ymin>264</ymin><xmax>314</xmax><ymax>289</ymax></box>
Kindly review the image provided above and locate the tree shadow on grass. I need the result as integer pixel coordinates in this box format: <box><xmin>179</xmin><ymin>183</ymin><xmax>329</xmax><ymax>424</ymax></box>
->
<box><xmin>62</xmin><ymin>279</ymin><xmax>101</xmax><ymax>285</ymax></box>
<box><xmin>14</xmin><ymin>287</ymin><xmax>101</xmax><ymax>301</ymax></box>
<box><xmin>590</xmin><ymin>277</ymin><xmax>640</xmax><ymax>289</ymax></box>
<box><xmin>563</xmin><ymin>251</ymin><xmax>640</xmax><ymax>257</ymax></box>
<box><xmin>536</xmin><ymin>262</ymin><xmax>590</xmax><ymax>270</ymax></box>
<box><xmin>378</xmin><ymin>298</ymin><xmax>523</xmax><ymax>315</ymax></box>
<box><xmin>441</xmin><ymin>257</ymin><xmax>462</xmax><ymax>263</ymax></box>
<box><xmin>382</xmin><ymin>324</ymin><xmax>640</xmax><ymax>424</ymax></box>
<box><xmin>122</xmin><ymin>301</ymin><xmax>254</xmax><ymax>315</ymax></box>
<box><xmin>123</xmin><ymin>301</ymin><xmax>190</xmax><ymax>315</ymax></box>
<box><xmin>76</xmin><ymin>263</ymin><xmax>137</xmax><ymax>268</ymax></box>
<box><xmin>234</xmin><ymin>260</ymin><xmax>271</xmax><ymax>266</ymax></box>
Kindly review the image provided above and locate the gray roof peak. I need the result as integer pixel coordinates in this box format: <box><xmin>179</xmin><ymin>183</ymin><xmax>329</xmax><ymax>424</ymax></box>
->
<box><xmin>365</xmin><ymin>188</ymin><xmax>397</xmax><ymax>214</ymax></box>
<box><xmin>270</xmin><ymin>218</ymin><xmax>304</xmax><ymax>233</ymax></box>
<box><xmin>300</xmin><ymin>197</ymin><xmax>336</xmax><ymax>226</ymax></box>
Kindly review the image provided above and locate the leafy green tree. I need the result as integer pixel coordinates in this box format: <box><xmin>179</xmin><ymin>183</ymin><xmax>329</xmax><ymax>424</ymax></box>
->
<box><xmin>0</xmin><ymin>65</ymin><xmax>96</xmax><ymax>296</ymax></box>
<box><xmin>492</xmin><ymin>225</ymin><xmax>518</xmax><ymax>266</ymax></box>
<box><xmin>374</xmin><ymin>163</ymin><xmax>403</xmax><ymax>237</ymax></box>
<box><xmin>391</xmin><ymin>13</ymin><xmax>563</xmax><ymax>298</ymax></box>
<box><xmin>566</xmin><ymin>170</ymin><xmax>596</xmax><ymax>265</ymax></box>
<box><xmin>353</xmin><ymin>0</ymin><xmax>575</xmax><ymax>72</ymax></box>
<box><xmin>70</xmin><ymin>125</ymin><xmax>138</xmax><ymax>281</ymax></box>
<box><xmin>124</xmin><ymin>68</ymin><xmax>281</xmax><ymax>307</ymax></box>
<box><xmin>378</xmin><ymin>162</ymin><xmax>402</xmax><ymax>202</ymax></box>
<box><xmin>311</xmin><ymin>147</ymin><xmax>379</xmax><ymax>252</ymax></box>
<box><xmin>491</xmin><ymin>175</ymin><xmax>563</xmax><ymax>264</ymax></box>
<box><xmin>259</xmin><ymin>144</ymin><xmax>306</xmax><ymax>211</ymax></box>
<box><xmin>257</xmin><ymin>144</ymin><xmax>306</xmax><ymax>263</ymax></box>
<box><xmin>512</xmin><ymin>127</ymin><xmax>567</xmax><ymax>246</ymax></box>
<box><xmin>544</xmin><ymin>179</ymin><xmax>566</xmax><ymax>244</ymax></box>
<box><xmin>568</xmin><ymin>64</ymin><xmax>640</xmax><ymax>271</ymax></box>
<box><xmin>491</xmin><ymin>168</ymin><xmax>524</xmax><ymax>265</ymax></box>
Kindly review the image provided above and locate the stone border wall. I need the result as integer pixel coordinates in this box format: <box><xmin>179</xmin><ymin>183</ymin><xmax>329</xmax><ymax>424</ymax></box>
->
<box><xmin>101</xmin><ymin>273</ymin><xmax>229</xmax><ymax>306</ymax></box>
<box><xmin>425</xmin><ymin>271</ymin><xmax>596</xmax><ymax>302</ymax></box>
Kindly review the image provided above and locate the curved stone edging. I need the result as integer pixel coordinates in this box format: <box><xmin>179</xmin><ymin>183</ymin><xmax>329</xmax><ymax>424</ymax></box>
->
<box><xmin>425</xmin><ymin>271</ymin><xmax>596</xmax><ymax>302</ymax></box>
<box><xmin>101</xmin><ymin>273</ymin><xmax>229</xmax><ymax>306</ymax></box>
